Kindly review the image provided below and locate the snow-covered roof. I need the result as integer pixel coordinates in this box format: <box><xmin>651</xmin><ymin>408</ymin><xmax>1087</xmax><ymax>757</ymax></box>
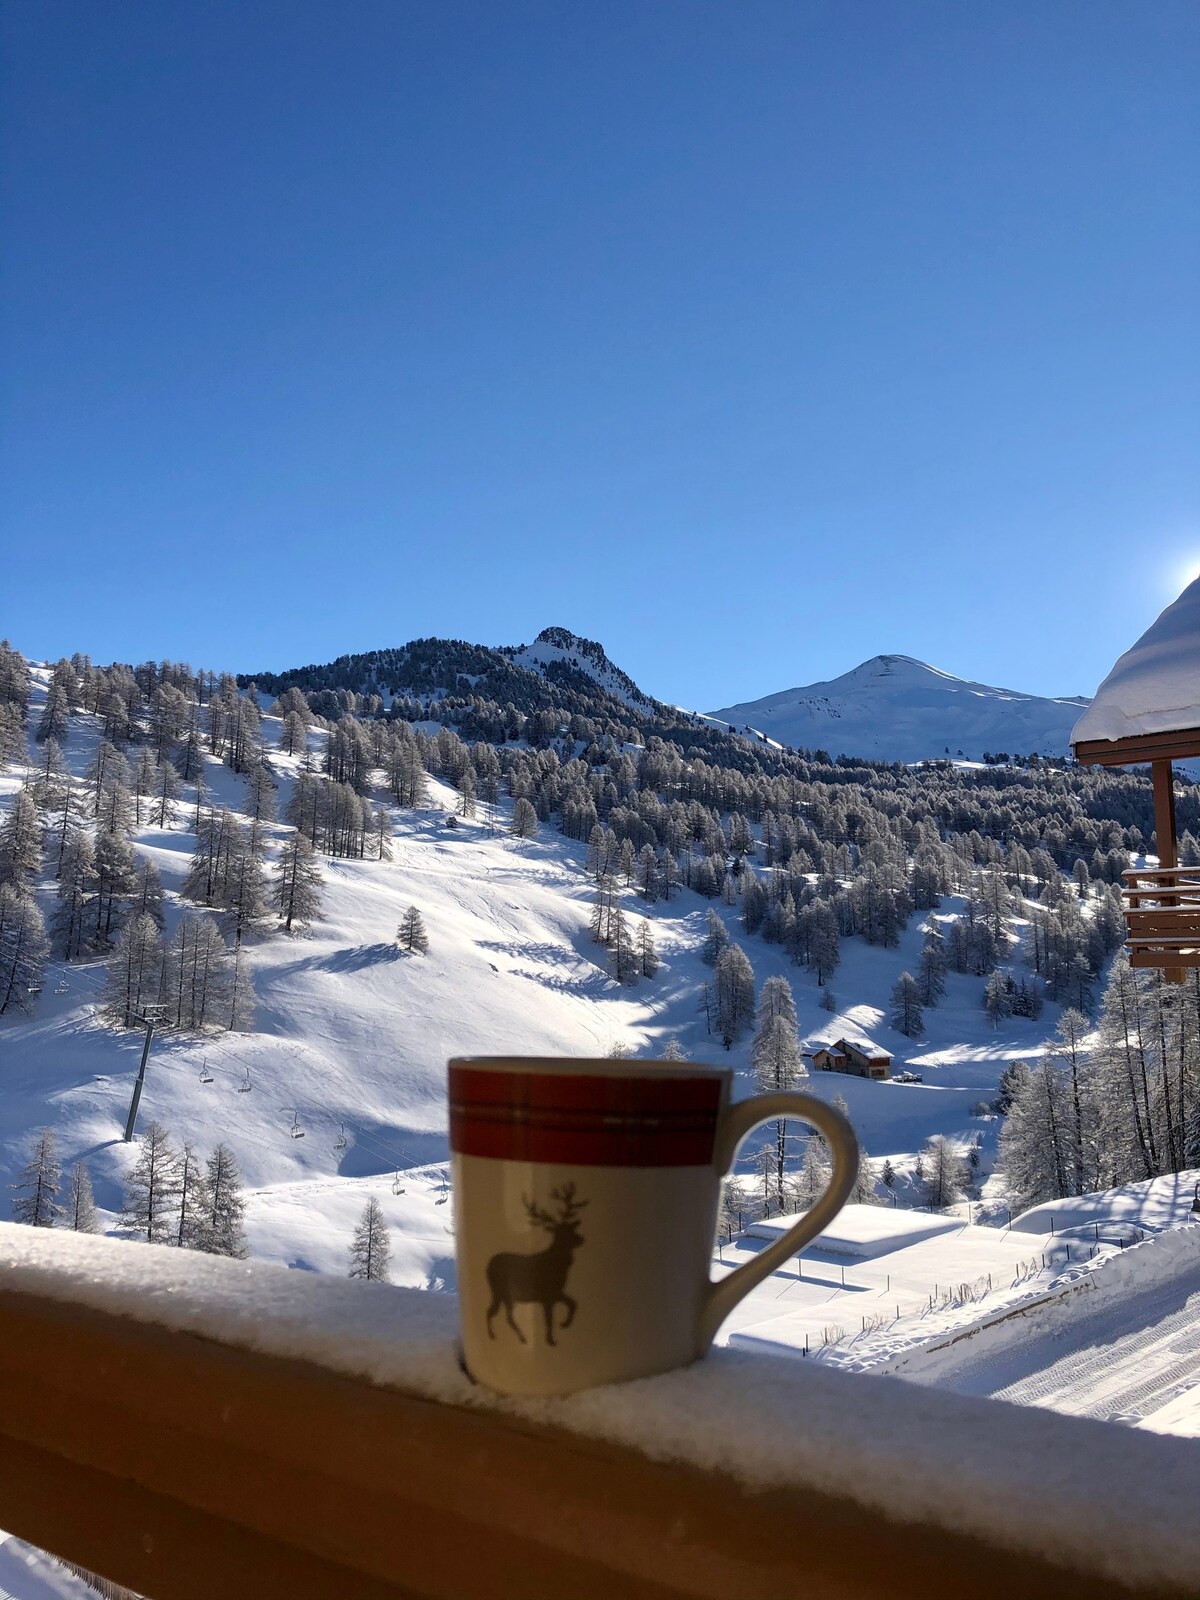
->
<box><xmin>1072</xmin><ymin>577</ymin><xmax>1200</xmax><ymax>748</ymax></box>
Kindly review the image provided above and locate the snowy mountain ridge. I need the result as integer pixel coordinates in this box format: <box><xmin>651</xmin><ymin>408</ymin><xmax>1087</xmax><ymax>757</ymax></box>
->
<box><xmin>709</xmin><ymin>654</ymin><xmax>1090</xmax><ymax>765</ymax></box>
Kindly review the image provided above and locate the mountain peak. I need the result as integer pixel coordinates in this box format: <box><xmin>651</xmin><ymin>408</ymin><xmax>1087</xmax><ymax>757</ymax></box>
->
<box><xmin>708</xmin><ymin>655</ymin><xmax>1088</xmax><ymax>763</ymax></box>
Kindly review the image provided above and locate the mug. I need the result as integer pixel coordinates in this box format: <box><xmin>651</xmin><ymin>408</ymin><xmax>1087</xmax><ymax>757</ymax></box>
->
<box><xmin>449</xmin><ymin>1056</ymin><xmax>859</xmax><ymax>1396</ymax></box>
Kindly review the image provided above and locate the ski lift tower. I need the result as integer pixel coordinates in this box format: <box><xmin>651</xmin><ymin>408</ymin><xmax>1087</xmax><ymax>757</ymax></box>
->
<box><xmin>1072</xmin><ymin>576</ymin><xmax>1200</xmax><ymax>982</ymax></box>
<box><xmin>123</xmin><ymin>1004</ymin><xmax>170</xmax><ymax>1142</ymax></box>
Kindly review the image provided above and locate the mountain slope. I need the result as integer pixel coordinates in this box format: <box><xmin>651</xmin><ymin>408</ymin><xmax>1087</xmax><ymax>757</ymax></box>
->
<box><xmin>709</xmin><ymin>655</ymin><xmax>1089</xmax><ymax>764</ymax></box>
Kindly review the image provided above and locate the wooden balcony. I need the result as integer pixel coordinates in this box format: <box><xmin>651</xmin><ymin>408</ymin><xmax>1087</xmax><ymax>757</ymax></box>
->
<box><xmin>1122</xmin><ymin>865</ymin><xmax>1200</xmax><ymax>970</ymax></box>
<box><xmin>1</xmin><ymin>1222</ymin><xmax>1199</xmax><ymax>1600</ymax></box>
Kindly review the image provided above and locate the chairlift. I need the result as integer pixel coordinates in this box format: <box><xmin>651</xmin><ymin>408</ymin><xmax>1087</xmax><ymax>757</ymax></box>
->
<box><xmin>26</xmin><ymin>984</ymin><xmax>42</xmax><ymax>996</ymax></box>
<box><xmin>199</xmin><ymin>1059</ymin><xmax>214</xmax><ymax>1085</ymax></box>
<box><xmin>334</xmin><ymin>1123</ymin><xmax>348</xmax><ymax>1155</ymax></box>
<box><xmin>238</xmin><ymin>1068</ymin><xmax>252</xmax><ymax>1093</ymax></box>
<box><xmin>290</xmin><ymin>1110</ymin><xmax>305</xmax><ymax>1140</ymax></box>
<box><xmin>392</xmin><ymin>1171</ymin><xmax>405</xmax><ymax>1195</ymax></box>
<box><xmin>54</xmin><ymin>980</ymin><xmax>69</xmax><ymax>995</ymax></box>
<box><xmin>434</xmin><ymin>1172</ymin><xmax>449</xmax><ymax>1206</ymax></box>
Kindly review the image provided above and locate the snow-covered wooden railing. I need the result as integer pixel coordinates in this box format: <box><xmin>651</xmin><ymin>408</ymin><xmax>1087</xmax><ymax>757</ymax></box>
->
<box><xmin>1122</xmin><ymin>865</ymin><xmax>1200</xmax><ymax>970</ymax></box>
<box><xmin>1</xmin><ymin>1225</ymin><xmax>1199</xmax><ymax>1600</ymax></box>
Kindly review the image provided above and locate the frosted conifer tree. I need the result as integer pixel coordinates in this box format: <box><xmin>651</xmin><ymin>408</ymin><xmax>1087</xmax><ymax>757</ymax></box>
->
<box><xmin>0</xmin><ymin>786</ymin><xmax>42</xmax><ymax>886</ymax></box>
<box><xmin>916</xmin><ymin>925</ymin><xmax>947</xmax><ymax>1007</ymax></box>
<box><xmin>889</xmin><ymin>972</ymin><xmax>924</xmax><ymax>1039</ymax></box>
<box><xmin>65</xmin><ymin>1161</ymin><xmax>100</xmax><ymax>1233</ymax></box>
<box><xmin>349</xmin><ymin>1196</ymin><xmax>392</xmax><ymax>1282</ymax></box>
<box><xmin>274</xmin><ymin>830</ymin><xmax>323</xmax><ymax>933</ymax></box>
<box><xmin>53</xmin><ymin>830</ymin><xmax>95</xmax><ymax>960</ymax></box>
<box><xmin>0</xmin><ymin>884</ymin><xmax>49</xmax><ymax>1014</ymax></box>
<box><xmin>122</xmin><ymin>1121</ymin><xmax>181</xmax><ymax>1243</ymax></box>
<box><xmin>11</xmin><ymin>1128</ymin><xmax>62</xmax><ymax>1226</ymax></box>
<box><xmin>752</xmin><ymin>976</ymin><xmax>804</xmax><ymax>1200</ymax></box>
<box><xmin>701</xmin><ymin>908</ymin><xmax>729</xmax><ymax>966</ymax></box>
<box><xmin>102</xmin><ymin>913</ymin><xmax>164</xmax><ymax>1028</ymax></box>
<box><xmin>175</xmin><ymin>1142</ymin><xmax>213</xmax><ymax>1248</ymax></box>
<box><xmin>714</xmin><ymin>943</ymin><xmax>756</xmax><ymax>1049</ymax></box>
<box><xmin>203</xmin><ymin>1143</ymin><xmax>249</xmax><ymax>1258</ymax></box>
<box><xmin>398</xmin><ymin>905</ymin><xmax>429</xmax><ymax>954</ymax></box>
<box><xmin>510</xmin><ymin>797</ymin><xmax>538</xmax><ymax>839</ymax></box>
<box><xmin>637</xmin><ymin>918</ymin><xmax>659</xmax><ymax>978</ymax></box>
<box><xmin>919</xmin><ymin>1136</ymin><xmax>968</xmax><ymax>1209</ymax></box>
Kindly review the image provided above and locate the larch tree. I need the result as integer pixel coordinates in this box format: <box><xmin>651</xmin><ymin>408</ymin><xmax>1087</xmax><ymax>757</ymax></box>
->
<box><xmin>701</xmin><ymin>908</ymin><xmax>729</xmax><ymax>966</ymax></box>
<box><xmin>920</xmin><ymin>1136</ymin><xmax>968</xmax><ymax>1210</ymax></box>
<box><xmin>349</xmin><ymin>1195</ymin><xmax>392</xmax><ymax>1282</ymax></box>
<box><xmin>175</xmin><ymin>1142</ymin><xmax>213</xmax><ymax>1249</ymax></box>
<box><xmin>510</xmin><ymin>797</ymin><xmax>538</xmax><ymax>839</ymax></box>
<box><xmin>714</xmin><ymin>943</ymin><xmax>756</xmax><ymax>1049</ymax></box>
<box><xmin>0</xmin><ymin>884</ymin><xmax>49</xmax><ymax>1014</ymax></box>
<box><xmin>398</xmin><ymin>905</ymin><xmax>429</xmax><ymax>955</ymax></box>
<box><xmin>52</xmin><ymin>830</ymin><xmax>95</xmax><ymax>961</ymax></box>
<box><xmin>65</xmin><ymin>1161</ymin><xmax>100</xmax><ymax>1233</ymax></box>
<box><xmin>123</xmin><ymin>1121</ymin><xmax>182</xmax><ymax>1244</ymax></box>
<box><xmin>751</xmin><ymin>976</ymin><xmax>805</xmax><ymax>1204</ymax></box>
<box><xmin>0</xmin><ymin>786</ymin><xmax>42</xmax><ymax>886</ymax></box>
<box><xmin>274</xmin><ymin>829</ymin><xmax>324</xmax><ymax>933</ymax></box>
<box><xmin>102</xmin><ymin>913</ymin><xmax>164</xmax><ymax>1029</ymax></box>
<box><xmin>889</xmin><ymin>971</ymin><xmax>925</xmax><ymax>1039</ymax></box>
<box><xmin>11</xmin><ymin>1128</ymin><xmax>63</xmax><ymax>1227</ymax></box>
<box><xmin>637</xmin><ymin>918</ymin><xmax>659</xmax><ymax>978</ymax></box>
<box><xmin>203</xmin><ymin>1143</ymin><xmax>249</xmax><ymax>1258</ymax></box>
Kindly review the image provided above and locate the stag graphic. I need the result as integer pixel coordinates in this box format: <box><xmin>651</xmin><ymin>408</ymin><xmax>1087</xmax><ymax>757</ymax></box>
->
<box><xmin>485</xmin><ymin>1183</ymin><xmax>588</xmax><ymax>1345</ymax></box>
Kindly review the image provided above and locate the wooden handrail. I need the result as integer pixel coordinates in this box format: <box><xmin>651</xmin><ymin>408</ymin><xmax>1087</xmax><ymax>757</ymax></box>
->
<box><xmin>1</xmin><ymin>1227</ymin><xmax>1199</xmax><ymax>1599</ymax></box>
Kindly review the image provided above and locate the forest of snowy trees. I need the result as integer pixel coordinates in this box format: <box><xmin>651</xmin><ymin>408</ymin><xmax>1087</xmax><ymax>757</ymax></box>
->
<box><xmin>4</xmin><ymin>629</ymin><xmax>1200</xmax><ymax>1234</ymax></box>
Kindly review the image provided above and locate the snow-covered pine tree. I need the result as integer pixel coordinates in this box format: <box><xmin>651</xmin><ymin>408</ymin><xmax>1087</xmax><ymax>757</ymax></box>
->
<box><xmin>349</xmin><ymin>1196</ymin><xmax>392</xmax><ymax>1282</ymax></box>
<box><xmin>11</xmin><ymin>1128</ymin><xmax>63</xmax><ymax>1226</ymax></box>
<box><xmin>0</xmin><ymin>884</ymin><xmax>49</xmax><ymax>1014</ymax></box>
<box><xmin>202</xmin><ymin>1143</ymin><xmax>248</xmax><ymax>1257</ymax></box>
<box><xmin>751</xmin><ymin>976</ymin><xmax>805</xmax><ymax>1202</ymax></box>
<box><xmin>609</xmin><ymin>906</ymin><xmax>638</xmax><ymax>984</ymax></box>
<box><xmin>701</xmin><ymin>907</ymin><xmax>729</xmax><ymax>966</ymax></box>
<box><xmin>889</xmin><ymin>971</ymin><xmax>924</xmax><ymax>1039</ymax></box>
<box><xmin>398</xmin><ymin>905</ymin><xmax>429</xmax><ymax>954</ymax></box>
<box><xmin>714</xmin><ymin>942</ymin><xmax>756</xmax><ymax>1049</ymax></box>
<box><xmin>0</xmin><ymin>786</ymin><xmax>42</xmax><ymax>887</ymax></box>
<box><xmin>916</xmin><ymin>924</ymin><xmax>947</xmax><ymax>1007</ymax></box>
<box><xmin>637</xmin><ymin>918</ymin><xmax>659</xmax><ymax>978</ymax></box>
<box><xmin>65</xmin><ymin>1160</ymin><xmax>100</xmax><ymax>1232</ymax></box>
<box><xmin>920</xmin><ymin>1135</ymin><xmax>968</xmax><ymax>1209</ymax></box>
<box><xmin>794</xmin><ymin>1136</ymin><xmax>831</xmax><ymax>1209</ymax></box>
<box><xmin>274</xmin><ymin>829</ymin><xmax>324</xmax><ymax>933</ymax></box>
<box><xmin>52</xmin><ymin>829</ymin><xmax>95</xmax><ymax>960</ymax></box>
<box><xmin>175</xmin><ymin>1142</ymin><xmax>213</xmax><ymax>1248</ymax></box>
<box><xmin>122</xmin><ymin>1121</ymin><xmax>181</xmax><ymax>1243</ymax></box>
<box><xmin>102</xmin><ymin>913</ymin><xmax>164</xmax><ymax>1028</ymax></box>
<box><xmin>510</xmin><ymin>797</ymin><xmax>538</xmax><ymax>839</ymax></box>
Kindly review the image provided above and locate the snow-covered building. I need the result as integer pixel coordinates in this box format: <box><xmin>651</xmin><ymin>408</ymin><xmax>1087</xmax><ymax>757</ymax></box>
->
<box><xmin>1072</xmin><ymin>576</ymin><xmax>1200</xmax><ymax>980</ymax></box>
<box><xmin>808</xmin><ymin>1036</ymin><xmax>892</xmax><ymax>1080</ymax></box>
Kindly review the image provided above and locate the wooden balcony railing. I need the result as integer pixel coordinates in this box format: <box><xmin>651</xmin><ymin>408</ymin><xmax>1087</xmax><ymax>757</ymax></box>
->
<box><xmin>1122</xmin><ymin>865</ymin><xmax>1200</xmax><ymax>970</ymax></box>
<box><xmin>1</xmin><ymin>1223</ymin><xmax>1199</xmax><ymax>1600</ymax></box>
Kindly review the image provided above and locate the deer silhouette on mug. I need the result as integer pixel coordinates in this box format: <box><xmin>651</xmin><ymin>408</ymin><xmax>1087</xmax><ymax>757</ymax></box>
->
<box><xmin>485</xmin><ymin>1183</ymin><xmax>588</xmax><ymax>1345</ymax></box>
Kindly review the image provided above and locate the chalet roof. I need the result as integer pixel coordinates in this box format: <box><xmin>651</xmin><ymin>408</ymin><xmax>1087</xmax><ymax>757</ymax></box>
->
<box><xmin>1071</xmin><ymin>577</ymin><xmax>1200</xmax><ymax>750</ymax></box>
<box><xmin>809</xmin><ymin>1036</ymin><xmax>890</xmax><ymax>1062</ymax></box>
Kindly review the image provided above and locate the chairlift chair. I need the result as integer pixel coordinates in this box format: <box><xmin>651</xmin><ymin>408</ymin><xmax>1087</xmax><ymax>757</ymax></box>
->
<box><xmin>392</xmin><ymin>1171</ymin><xmax>405</xmax><ymax>1195</ymax></box>
<box><xmin>290</xmin><ymin>1110</ymin><xmax>305</xmax><ymax>1139</ymax></box>
<box><xmin>199</xmin><ymin>1059</ymin><xmax>214</xmax><ymax>1085</ymax></box>
<box><xmin>54</xmin><ymin>981</ymin><xmax>69</xmax><ymax>995</ymax></box>
<box><xmin>334</xmin><ymin>1123</ymin><xmax>348</xmax><ymax>1155</ymax></box>
<box><xmin>238</xmin><ymin>1068</ymin><xmax>252</xmax><ymax>1093</ymax></box>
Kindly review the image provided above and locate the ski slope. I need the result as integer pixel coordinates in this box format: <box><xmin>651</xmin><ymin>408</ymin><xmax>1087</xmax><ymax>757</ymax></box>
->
<box><xmin>0</xmin><ymin>665</ymin><xmax>1073</xmax><ymax>1284</ymax></box>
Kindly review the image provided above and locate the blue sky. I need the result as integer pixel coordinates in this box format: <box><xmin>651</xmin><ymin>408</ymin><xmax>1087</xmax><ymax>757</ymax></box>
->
<box><xmin>2</xmin><ymin>1</ymin><xmax>1197</xmax><ymax>708</ymax></box>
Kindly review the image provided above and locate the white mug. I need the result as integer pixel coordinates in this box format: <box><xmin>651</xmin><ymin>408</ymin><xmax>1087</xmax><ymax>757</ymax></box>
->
<box><xmin>449</xmin><ymin>1056</ymin><xmax>859</xmax><ymax>1396</ymax></box>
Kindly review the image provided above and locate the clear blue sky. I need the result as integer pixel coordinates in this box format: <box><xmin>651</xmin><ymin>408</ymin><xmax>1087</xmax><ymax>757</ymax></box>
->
<box><xmin>2</xmin><ymin>1</ymin><xmax>1197</xmax><ymax>708</ymax></box>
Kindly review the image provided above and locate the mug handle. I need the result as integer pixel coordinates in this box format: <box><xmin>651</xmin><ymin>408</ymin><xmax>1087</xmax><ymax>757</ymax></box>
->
<box><xmin>698</xmin><ymin>1092</ymin><xmax>859</xmax><ymax>1349</ymax></box>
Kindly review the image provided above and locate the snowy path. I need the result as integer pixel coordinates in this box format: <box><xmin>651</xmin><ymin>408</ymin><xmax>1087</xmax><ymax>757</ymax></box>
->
<box><xmin>934</xmin><ymin>1261</ymin><xmax>1200</xmax><ymax>1425</ymax></box>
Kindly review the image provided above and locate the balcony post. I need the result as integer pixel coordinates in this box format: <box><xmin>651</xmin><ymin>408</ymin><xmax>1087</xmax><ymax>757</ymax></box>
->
<box><xmin>1152</xmin><ymin>759</ymin><xmax>1182</xmax><ymax>981</ymax></box>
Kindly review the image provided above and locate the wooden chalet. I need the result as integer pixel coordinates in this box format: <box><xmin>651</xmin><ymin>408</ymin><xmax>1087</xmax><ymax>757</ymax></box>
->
<box><xmin>809</xmin><ymin>1036</ymin><xmax>892</xmax><ymax>1080</ymax></box>
<box><xmin>1071</xmin><ymin>576</ymin><xmax>1200</xmax><ymax>980</ymax></box>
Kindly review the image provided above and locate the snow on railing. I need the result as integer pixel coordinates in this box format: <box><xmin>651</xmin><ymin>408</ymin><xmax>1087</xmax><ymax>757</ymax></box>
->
<box><xmin>1</xmin><ymin>1222</ymin><xmax>1199</xmax><ymax>1600</ymax></box>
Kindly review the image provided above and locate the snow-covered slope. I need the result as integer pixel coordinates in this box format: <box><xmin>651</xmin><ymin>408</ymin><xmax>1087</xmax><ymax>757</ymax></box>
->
<box><xmin>709</xmin><ymin>655</ymin><xmax>1088</xmax><ymax>764</ymax></box>
<box><xmin>0</xmin><ymin>670</ymin><xmax>1068</xmax><ymax>1288</ymax></box>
